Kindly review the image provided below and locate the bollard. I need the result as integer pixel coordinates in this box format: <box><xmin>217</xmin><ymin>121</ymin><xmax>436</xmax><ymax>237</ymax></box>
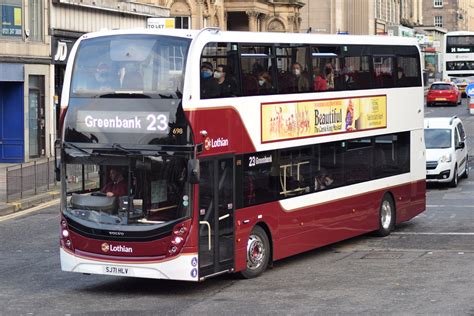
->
<box><xmin>469</xmin><ymin>97</ymin><xmax>474</xmax><ymax>115</ymax></box>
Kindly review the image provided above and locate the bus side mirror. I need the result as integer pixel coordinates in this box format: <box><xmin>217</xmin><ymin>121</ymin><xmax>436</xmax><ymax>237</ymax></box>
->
<box><xmin>187</xmin><ymin>159</ymin><xmax>200</xmax><ymax>184</ymax></box>
<box><xmin>54</xmin><ymin>139</ymin><xmax>61</xmax><ymax>182</ymax></box>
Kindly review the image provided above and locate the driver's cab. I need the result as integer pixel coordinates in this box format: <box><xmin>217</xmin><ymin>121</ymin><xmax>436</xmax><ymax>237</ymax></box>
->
<box><xmin>64</xmin><ymin>155</ymin><xmax>191</xmax><ymax>226</ymax></box>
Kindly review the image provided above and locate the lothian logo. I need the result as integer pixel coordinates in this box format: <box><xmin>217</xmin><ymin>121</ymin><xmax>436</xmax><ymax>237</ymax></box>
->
<box><xmin>204</xmin><ymin>137</ymin><xmax>229</xmax><ymax>151</ymax></box>
<box><xmin>101</xmin><ymin>243</ymin><xmax>133</xmax><ymax>253</ymax></box>
<box><xmin>101</xmin><ymin>243</ymin><xmax>110</xmax><ymax>252</ymax></box>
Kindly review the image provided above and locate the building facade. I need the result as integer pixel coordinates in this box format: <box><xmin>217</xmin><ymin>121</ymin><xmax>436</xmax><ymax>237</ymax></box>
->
<box><xmin>421</xmin><ymin>0</ymin><xmax>469</xmax><ymax>31</ymax></box>
<box><xmin>300</xmin><ymin>0</ymin><xmax>422</xmax><ymax>35</ymax></box>
<box><xmin>0</xmin><ymin>0</ymin><xmax>51</xmax><ymax>162</ymax></box>
<box><xmin>140</xmin><ymin>0</ymin><xmax>304</xmax><ymax>32</ymax></box>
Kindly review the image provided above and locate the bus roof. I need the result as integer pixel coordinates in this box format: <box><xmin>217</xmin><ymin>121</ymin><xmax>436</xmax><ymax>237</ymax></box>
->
<box><xmin>445</xmin><ymin>31</ymin><xmax>474</xmax><ymax>36</ymax></box>
<box><xmin>79</xmin><ymin>28</ymin><xmax>420</xmax><ymax>47</ymax></box>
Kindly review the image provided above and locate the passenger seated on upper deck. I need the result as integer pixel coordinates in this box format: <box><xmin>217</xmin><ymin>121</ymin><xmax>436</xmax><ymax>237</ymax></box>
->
<box><xmin>200</xmin><ymin>62</ymin><xmax>219</xmax><ymax>99</ymax></box>
<box><xmin>101</xmin><ymin>167</ymin><xmax>128</xmax><ymax>197</ymax></box>
<box><xmin>289</xmin><ymin>63</ymin><xmax>310</xmax><ymax>92</ymax></box>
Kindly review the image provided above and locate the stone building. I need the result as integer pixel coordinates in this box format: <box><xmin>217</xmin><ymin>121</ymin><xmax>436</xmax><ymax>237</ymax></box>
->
<box><xmin>140</xmin><ymin>0</ymin><xmax>304</xmax><ymax>32</ymax></box>
<box><xmin>300</xmin><ymin>0</ymin><xmax>422</xmax><ymax>35</ymax></box>
<box><xmin>0</xmin><ymin>1</ymin><xmax>51</xmax><ymax>162</ymax></box>
<box><xmin>421</xmin><ymin>0</ymin><xmax>470</xmax><ymax>31</ymax></box>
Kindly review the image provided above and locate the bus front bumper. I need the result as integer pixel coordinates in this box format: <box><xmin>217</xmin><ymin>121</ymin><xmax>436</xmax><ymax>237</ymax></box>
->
<box><xmin>60</xmin><ymin>248</ymin><xmax>199</xmax><ymax>281</ymax></box>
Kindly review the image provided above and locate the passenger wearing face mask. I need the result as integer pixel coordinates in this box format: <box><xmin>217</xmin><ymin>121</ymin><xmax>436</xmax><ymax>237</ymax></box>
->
<box><xmin>214</xmin><ymin>64</ymin><xmax>237</xmax><ymax>97</ymax></box>
<box><xmin>257</xmin><ymin>71</ymin><xmax>274</xmax><ymax>94</ymax></box>
<box><xmin>290</xmin><ymin>63</ymin><xmax>310</xmax><ymax>92</ymax></box>
<box><xmin>200</xmin><ymin>62</ymin><xmax>219</xmax><ymax>99</ymax></box>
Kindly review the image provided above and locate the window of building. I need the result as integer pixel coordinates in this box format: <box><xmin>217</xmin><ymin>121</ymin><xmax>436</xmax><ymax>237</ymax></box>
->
<box><xmin>433</xmin><ymin>0</ymin><xmax>443</xmax><ymax>8</ymax></box>
<box><xmin>1</xmin><ymin>0</ymin><xmax>23</xmax><ymax>37</ymax></box>
<box><xmin>174</xmin><ymin>16</ymin><xmax>190</xmax><ymax>29</ymax></box>
<box><xmin>434</xmin><ymin>16</ymin><xmax>443</xmax><ymax>27</ymax></box>
<box><xmin>28</xmin><ymin>0</ymin><xmax>42</xmax><ymax>41</ymax></box>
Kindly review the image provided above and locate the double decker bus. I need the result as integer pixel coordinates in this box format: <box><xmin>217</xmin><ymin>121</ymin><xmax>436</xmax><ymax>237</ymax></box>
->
<box><xmin>444</xmin><ymin>31</ymin><xmax>474</xmax><ymax>95</ymax></box>
<box><xmin>58</xmin><ymin>28</ymin><xmax>426</xmax><ymax>281</ymax></box>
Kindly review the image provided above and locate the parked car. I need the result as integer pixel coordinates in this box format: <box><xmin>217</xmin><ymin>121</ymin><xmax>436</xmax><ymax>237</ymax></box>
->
<box><xmin>426</xmin><ymin>82</ymin><xmax>461</xmax><ymax>107</ymax></box>
<box><xmin>424</xmin><ymin>116</ymin><xmax>469</xmax><ymax>187</ymax></box>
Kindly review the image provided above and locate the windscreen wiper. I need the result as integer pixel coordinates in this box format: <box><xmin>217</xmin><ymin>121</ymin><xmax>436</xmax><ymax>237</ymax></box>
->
<box><xmin>112</xmin><ymin>143</ymin><xmax>136</xmax><ymax>155</ymax></box>
<box><xmin>97</xmin><ymin>92</ymin><xmax>151</xmax><ymax>98</ymax></box>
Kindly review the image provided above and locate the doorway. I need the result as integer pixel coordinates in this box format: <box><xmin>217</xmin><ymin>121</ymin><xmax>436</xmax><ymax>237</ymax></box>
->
<box><xmin>198</xmin><ymin>156</ymin><xmax>235</xmax><ymax>278</ymax></box>
<box><xmin>28</xmin><ymin>75</ymin><xmax>45</xmax><ymax>158</ymax></box>
<box><xmin>0</xmin><ymin>82</ymin><xmax>24</xmax><ymax>162</ymax></box>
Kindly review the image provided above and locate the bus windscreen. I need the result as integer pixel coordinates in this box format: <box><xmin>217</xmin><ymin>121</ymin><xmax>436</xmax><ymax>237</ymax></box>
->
<box><xmin>70</xmin><ymin>34</ymin><xmax>191</xmax><ymax>98</ymax></box>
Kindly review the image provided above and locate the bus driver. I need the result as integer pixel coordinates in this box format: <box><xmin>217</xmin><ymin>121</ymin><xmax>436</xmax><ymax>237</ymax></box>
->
<box><xmin>101</xmin><ymin>168</ymin><xmax>128</xmax><ymax>197</ymax></box>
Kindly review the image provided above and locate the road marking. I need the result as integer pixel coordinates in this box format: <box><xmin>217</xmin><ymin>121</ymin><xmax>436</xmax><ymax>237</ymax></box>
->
<box><xmin>0</xmin><ymin>199</ymin><xmax>59</xmax><ymax>223</ymax></box>
<box><xmin>427</xmin><ymin>205</ymin><xmax>474</xmax><ymax>208</ymax></box>
<box><xmin>393</xmin><ymin>232</ymin><xmax>474</xmax><ymax>236</ymax></box>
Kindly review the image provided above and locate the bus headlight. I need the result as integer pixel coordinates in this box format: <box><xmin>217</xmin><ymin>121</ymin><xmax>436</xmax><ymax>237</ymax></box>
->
<box><xmin>168</xmin><ymin>219</ymin><xmax>191</xmax><ymax>257</ymax></box>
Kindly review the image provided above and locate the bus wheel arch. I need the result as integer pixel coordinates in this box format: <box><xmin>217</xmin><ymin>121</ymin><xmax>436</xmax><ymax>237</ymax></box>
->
<box><xmin>239</xmin><ymin>223</ymin><xmax>272</xmax><ymax>279</ymax></box>
<box><xmin>374</xmin><ymin>192</ymin><xmax>396</xmax><ymax>237</ymax></box>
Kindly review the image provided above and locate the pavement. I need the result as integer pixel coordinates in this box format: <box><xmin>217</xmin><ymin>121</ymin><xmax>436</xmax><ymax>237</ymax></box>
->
<box><xmin>0</xmin><ymin>159</ymin><xmax>60</xmax><ymax>217</ymax></box>
<box><xmin>0</xmin><ymin>190</ymin><xmax>60</xmax><ymax>217</ymax></box>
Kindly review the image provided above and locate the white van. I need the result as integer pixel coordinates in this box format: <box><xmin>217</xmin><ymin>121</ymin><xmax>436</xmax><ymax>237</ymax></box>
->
<box><xmin>424</xmin><ymin>116</ymin><xmax>469</xmax><ymax>187</ymax></box>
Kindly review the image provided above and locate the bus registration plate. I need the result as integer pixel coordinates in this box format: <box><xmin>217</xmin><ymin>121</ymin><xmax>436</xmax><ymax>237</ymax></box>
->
<box><xmin>103</xmin><ymin>265</ymin><xmax>133</xmax><ymax>276</ymax></box>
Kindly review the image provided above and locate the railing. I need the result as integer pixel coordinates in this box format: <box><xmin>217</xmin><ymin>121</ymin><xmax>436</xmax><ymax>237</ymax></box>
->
<box><xmin>5</xmin><ymin>158</ymin><xmax>58</xmax><ymax>203</ymax></box>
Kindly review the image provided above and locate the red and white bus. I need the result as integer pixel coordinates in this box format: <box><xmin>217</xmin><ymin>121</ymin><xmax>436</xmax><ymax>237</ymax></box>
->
<box><xmin>58</xmin><ymin>28</ymin><xmax>426</xmax><ymax>281</ymax></box>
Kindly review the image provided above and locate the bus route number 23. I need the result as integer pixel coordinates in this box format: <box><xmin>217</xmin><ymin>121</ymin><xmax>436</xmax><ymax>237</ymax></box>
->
<box><xmin>146</xmin><ymin>114</ymin><xmax>168</xmax><ymax>132</ymax></box>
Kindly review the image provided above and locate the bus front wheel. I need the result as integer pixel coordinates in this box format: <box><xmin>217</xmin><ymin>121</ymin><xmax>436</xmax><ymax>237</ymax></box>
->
<box><xmin>374</xmin><ymin>194</ymin><xmax>395</xmax><ymax>237</ymax></box>
<box><xmin>240</xmin><ymin>225</ymin><xmax>270</xmax><ymax>279</ymax></box>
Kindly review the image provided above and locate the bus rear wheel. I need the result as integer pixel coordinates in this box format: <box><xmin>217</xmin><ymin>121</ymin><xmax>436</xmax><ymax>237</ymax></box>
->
<box><xmin>374</xmin><ymin>194</ymin><xmax>395</xmax><ymax>237</ymax></box>
<box><xmin>240</xmin><ymin>226</ymin><xmax>270</xmax><ymax>279</ymax></box>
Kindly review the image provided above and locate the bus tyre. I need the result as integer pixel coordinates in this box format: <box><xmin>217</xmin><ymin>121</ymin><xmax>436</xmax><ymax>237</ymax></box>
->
<box><xmin>450</xmin><ymin>166</ymin><xmax>458</xmax><ymax>187</ymax></box>
<box><xmin>240</xmin><ymin>226</ymin><xmax>270</xmax><ymax>279</ymax></box>
<box><xmin>375</xmin><ymin>194</ymin><xmax>395</xmax><ymax>237</ymax></box>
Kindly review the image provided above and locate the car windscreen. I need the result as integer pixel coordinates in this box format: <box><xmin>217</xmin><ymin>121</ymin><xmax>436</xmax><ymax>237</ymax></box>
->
<box><xmin>425</xmin><ymin>128</ymin><xmax>452</xmax><ymax>149</ymax></box>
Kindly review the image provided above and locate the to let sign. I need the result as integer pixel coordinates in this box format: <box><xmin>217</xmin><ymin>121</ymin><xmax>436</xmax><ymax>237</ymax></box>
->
<box><xmin>147</xmin><ymin>18</ymin><xmax>175</xmax><ymax>29</ymax></box>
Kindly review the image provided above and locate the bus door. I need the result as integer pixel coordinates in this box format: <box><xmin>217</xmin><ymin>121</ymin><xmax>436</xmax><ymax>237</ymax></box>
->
<box><xmin>198</xmin><ymin>156</ymin><xmax>234</xmax><ymax>278</ymax></box>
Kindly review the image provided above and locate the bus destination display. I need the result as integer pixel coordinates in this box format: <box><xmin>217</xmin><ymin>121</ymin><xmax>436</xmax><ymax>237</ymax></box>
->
<box><xmin>76</xmin><ymin>111</ymin><xmax>170</xmax><ymax>134</ymax></box>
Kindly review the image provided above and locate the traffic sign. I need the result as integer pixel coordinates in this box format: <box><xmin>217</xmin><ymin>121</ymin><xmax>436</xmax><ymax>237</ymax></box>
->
<box><xmin>466</xmin><ymin>83</ymin><xmax>474</xmax><ymax>97</ymax></box>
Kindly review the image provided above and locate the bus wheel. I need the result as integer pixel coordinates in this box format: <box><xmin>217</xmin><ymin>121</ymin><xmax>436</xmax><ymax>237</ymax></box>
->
<box><xmin>375</xmin><ymin>194</ymin><xmax>395</xmax><ymax>237</ymax></box>
<box><xmin>240</xmin><ymin>225</ymin><xmax>270</xmax><ymax>279</ymax></box>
